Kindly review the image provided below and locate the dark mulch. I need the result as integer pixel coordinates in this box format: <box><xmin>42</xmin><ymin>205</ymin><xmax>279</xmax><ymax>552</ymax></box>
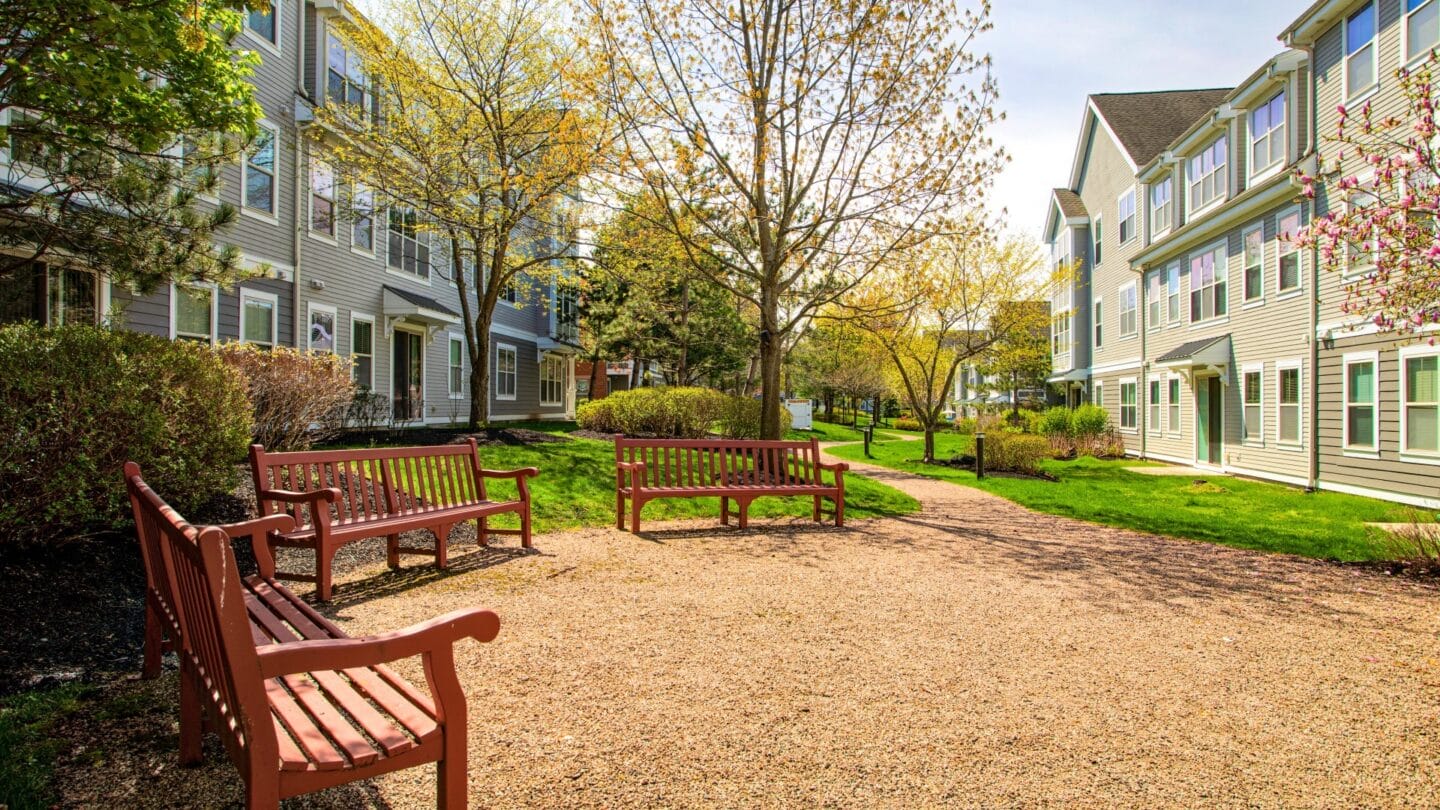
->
<box><xmin>329</xmin><ymin>426</ymin><xmax>572</xmax><ymax>448</ymax></box>
<box><xmin>571</xmin><ymin>429</ymin><xmax>619</xmax><ymax>441</ymax></box>
<box><xmin>928</xmin><ymin>456</ymin><xmax>1059</xmax><ymax>482</ymax></box>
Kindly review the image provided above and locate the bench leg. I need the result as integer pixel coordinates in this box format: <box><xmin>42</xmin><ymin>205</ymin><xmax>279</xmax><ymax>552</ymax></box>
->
<box><xmin>720</xmin><ymin>496</ymin><xmax>730</xmax><ymax>526</ymax></box>
<box><xmin>738</xmin><ymin>498</ymin><xmax>750</xmax><ymax>530</ymax></box>
<box><xmin>142</xmin><ymin>600</ymin><xmax>163</xmax><ymax>679</ymax></box>
<box><xmin>316</xmin><ymin>546</ymin><xmax>336</xmax><ymax>602</ymax></box>
<box><xmin>434</xmin><ymin>524</ymin><xmax>453</xmax><ymax>570</ymax></box>
<box><xmin>616</xmin><ymin>491</ymin><xmax>626</xmax><ymax>530</ymax></box>
<box><xmin>520</xmin><ymin>505</ymin><xmax>533</xmax><ymax>549</ymax></box>
<box><xmin>178</xmin><ymin>671</ymin><xmax>203</xmax><ymax>766</ymax></box>
<box><xmin>387</xmin><ymin>533</ymin><xmax>402</xmax><ymax>570</ymax></box>
<box><xmin>833</xmin><ymin>494</ymin><xmax>845</xmax><ymax>527</ymax></box>
<box><xmin>245</xmin><ymin>772</ymin><xmax>280</xmax><ymax>810</ymax></box>
<box><xmin>477</xmin><ymin>516</ymin><xmax>489</xmax><ymax>548</ymax></box>
<box><xmin>812</xmin><ymin>495</ymin><xmax>822</xmax><ymax>523</ymax></box>
<box><xmin>631</xmin><ymin>496</ymin><xmax>642</xmax><ymax>534</ymax></box>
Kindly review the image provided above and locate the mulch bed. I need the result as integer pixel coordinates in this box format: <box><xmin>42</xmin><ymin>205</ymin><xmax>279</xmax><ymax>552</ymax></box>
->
<box><xmin>928</xmin><ymin>457</ymin><xmax>1059</xmax><ymax>482</ymax></box>
<box><xmin>331</xmin><ymin>426</ymin><xmax>572</xmax><ymax>448</ymax></box>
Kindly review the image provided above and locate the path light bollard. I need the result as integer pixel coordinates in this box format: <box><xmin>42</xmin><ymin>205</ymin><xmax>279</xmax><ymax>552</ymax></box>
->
<box><xmin>863</xmin><ymin>424</ymin><xmax>874</xmax><ymax>458</ymax></box>
<box><xmin>975</xmin><ymin>430</ymin><xmax>985</xmax><ymax>479</ymax></box>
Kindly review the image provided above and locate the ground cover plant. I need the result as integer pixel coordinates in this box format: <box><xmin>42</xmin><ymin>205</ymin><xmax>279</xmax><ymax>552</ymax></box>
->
<box><xmin>828</xmin><ymin>432</ymin><xmax>1418</xmax><ymax>561</ymax></box>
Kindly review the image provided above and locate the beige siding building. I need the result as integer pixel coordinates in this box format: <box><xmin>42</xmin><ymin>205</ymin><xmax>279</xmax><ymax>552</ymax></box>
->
<box><xmin>1046</xmin><ymin>0</ymin><xmax>1440</xmax><ymax>508</ymax></box>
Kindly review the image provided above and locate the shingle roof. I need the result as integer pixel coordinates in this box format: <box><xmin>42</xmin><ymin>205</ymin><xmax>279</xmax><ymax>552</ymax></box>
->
<box><xmin>1053</xmin><ymin>188</ymin><xmax>1087</xmax><ymax>219</ymax></box>
<box><xmin>1090</xmin><ymin>89</ymin><xmax>1233</xmax><ymax>166</ymax></box>
<box><xmin>383</xmin><ymin>284</ymin><xmax>461</xmax><ymax>317</ymax></box>
<box><xmin>1156</xmin><ymin>335</ymin><xmax>1230</xmax><ymax>364</ymax></box>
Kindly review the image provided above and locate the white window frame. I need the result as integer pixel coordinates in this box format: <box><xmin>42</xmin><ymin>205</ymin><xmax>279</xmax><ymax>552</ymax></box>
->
<box><xmin>1399</xmin><ymin>343</ymin><xmax>1440</xmax><ymax>461</ymax></box>
<box><xmin>1405</xmin><ymin>0</ymin><xmax>1440</xmax><ymax>67</ymax></box>
<box><xmin>238</xmin><ymin>288</ymin><xmax>278</xmax><ymax>348</ymax></box>
<box><xmin>387</xmin><ymin>206</ymin><xmax>432</xmax><ymax>283</ymax></box>
<box><xmin>1146</xmin><ymin>269</ymin><xmax>1163</xmax><ymax>330</ymax></box>
<box><xmin>242</xmin><ymin>0</ymin><xmax>282</xmax><ymax>56</ymax></box>
<box><xmin>1092</xmin><ymin>381</ymin><xmax>1103</xmax><ymax>409</ymax></box>
<box><xmin>1275</xmin><ymin>205</ymin><xmax>1304</xmax><ymax>296</ymax></box>
<box><xmin>1188</xmin><ymin>240</ymin><xmax>1229</xmax><ymax>325</ymax></box>
<box><xmin>1150</xmin><ymin>177</ymin><xmax>1173</xmax><ymax>238</ymax></box>
<box><xmin>1241</xmin><ymin>363</ymin><xmax>1265</xmax><ymax>446</ymax></box>
<box><xmin>1276</xmin><ymin>359</ymin><xmax>1304</xmax><ymax>448</ymax></box>
<box><xmin>1188</xmin><ymin>136</ymin><xmax>1229</xmax><ymax>215</ymax></box>
<box><xmin>307</xmin><ymin>303</ymin><xmax>338</xmax><ymax>354</ymax></box>
<box><xmin>1248</xmin><ymin>91</ymin><xmax>1287</xmax><ymax>180</ymax></box>
<box><xmin>1167</xmin><ymin>374</ymin><xmax>1182</xmax><ymax>435</ymax></box>
<box><xmin>1241</xmin><ymin>223</ymin><xmax>1265</xmax><ymax>305</ymax></box>
<box><xmin>308</xmin><ymin>157</ymin><xmax>336</xmax><ymax>240</ymax></box>
<box><xmin>1166</xmin><ymin>263</ymin><xmax>1181</xmax><ymax>324</ymax></box>
<box><xmin>350</xmin><ymin>312</ymin><xmax>375</xmax><ymax>390</ymax></box>
<box><xmin>1118</xmin><ymin>378</ymin><xmax>1138</xmax><ymax>432</ymax></box>
<box><xmin>494</xmin><ymin>343</ymin><xmax>518</xmax><ymax>401</ymax></box>
<box><xmin>1344</xmin><ymin>2</ymin><xmax>1381</xmax><ymax>101</ymax></box>
<box><xmin>1148</xmin><ymin>377</ymin><xmax>1162</xmax><ymax>435</ymax></box>
<box><xmin>351</xmin><ymin>184</ymin><xmax>376</xmax><ymax>256</ymax></box>
<box><xmin>448</xmin><ymin>334</ymin><xmax>466</xmax><ymax>399</ymax></box>
<box><xmin>1117</xmin><ymin>189</ymin><xmax>1137</xmax><ymax>244</ymax></box>
<box><xmin>1118</xmin><ymin>281</ymin><xmax>1138</xmax><ymax>337</ymax></box>
<box><xmin>1343</xmin><ymin>350</ymin><xmax>1381</xmax><ymax>456</ymax></box>
<box><xmin>1344</xmin><ymin>192</ymin><xmax>1381</xmax><ymax>278</ymax></box>
<box><xmin>325</xmin><ymin>30</ymin><xmax>371</xmax><ymax>114</ymax></box>
<box><xmin>242</xmin><ymin>120</ymin><xmax>280</xmax><ymax>222</ymax></box>
<box><xmin>1092</xmin><ymin>298</ymin><xmax>1103</xmax><ymax>348</ymax></box>
<box><xmin>1092</xmin><ymin>216</ymin><xmax>1103</xmax><ymax>265</ymax></box>
<box><xmin>540</xmin><ymin>354</ymin><xmax>567</xmax><ymax>407</ymax></box>
<box><xmin>170</xmin><ymin>282</ymin><xmax>218</xmax><ymax>343</ymax></box>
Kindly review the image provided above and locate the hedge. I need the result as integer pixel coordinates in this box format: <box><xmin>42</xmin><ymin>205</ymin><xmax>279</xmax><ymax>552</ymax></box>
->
<box><xmin>577</xmin><ymin>387</ymin><xmax>790</xmax><ymax>438</ymax></box>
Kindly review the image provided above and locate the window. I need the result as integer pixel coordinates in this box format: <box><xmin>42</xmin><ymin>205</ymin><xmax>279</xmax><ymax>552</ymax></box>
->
<box><xmin>1408</xmin><ymin>0</ymin><xmax>1440</xmax><ymax>63</ymax></box>
<box><xmin>244</xmin><ymin>123</ymin><xmax>278</xmax><ymax>216</ymax></box>
<box><xmin>1092</xmin><ymin>382</ymin><xmax>1103</xmax><ymax>408</ymax></box>
<box><xmin>388</xmin><ymin>207</ymin><xmax>431</xmax><ymax>278</ymax></box>
<box><xmin>540</xmin><ymin>355</ymin><xmax>567</xmax><ymax>406</ymax></box>
<box><xmin>1345</xmin><ymin>196</ymin><xmax>1378</xmax><ymax>275</ymax></box>
<box><xmin>1146</xmin><ymin>270</ymin><xmax>1163</xmax><ymax>328</ymax></box>
<box><xmin>247</xmin><ymin>0</ymin><xmax>278</xmax><ymax>46</ymax></box>
<box><xmin>1166</xmin><ymin>264</ymin><xmax>1181</xmax><ymax>323</ymax></box>
<box><xmin>495</xmin><ymin>344</ymin><xmax>517</xmax><ymax>400</ymax></box>
<box><xmin>1119</xmin><ymin>381</ymin><xmax>1138</xmax><ymax>430</ymax></box>
<box><xmin>310</xmin><ymin>159</ymin><xmax>335</xmax><ymax>236</ymax></box>
<box><xmin>449</xmin><ymin>336</ymin><xmax>465</xmax><ymax>398</ymax></box>
<box><xmin>1403</xmin><ymin>349</ymin><xmax>1440</xmax><ymax>455</ymax></box>
<box><xmin>352</xmin><ymin>186</ymin><xmax>375</xmax><ymax>252</ymax></box>
<box><xmin>1277</xmin><ymin>364</ymin><xmax>1302</xmax><ymax>445</ymax></box>
<box><xmin>1277</xmin><ymin>208</ymin><xmax>1302</xmax><ymax>292</ymax></box>
<box><xmin>0</xmin><ymin>264</ymin><xmax>99</xmax><ymax>327</ymax></box>
<box><xmin>1149</xmin><ymin>178</ymin><xmax>1173</xmax><ymax>237</ymax></box>
<box><xmin>1346</xmin><ymin>4</ymin><xmax>1378</xmax><ymax>98</ymax></box>
<box><xmin>1243</xmin><ymin>225</ymin><xmax>1264</xmax><ymax>302</ymax></box>
<box><xmin>501</xmin><ymin>279</ymin><xmax>521</xmax><ymax>304</ymax></box>
<box><xmin>1249</xmin><ymin>92</ymin><xmax>1287</xmax><ymax>175</ymax></box>
<box><xmin>351</xmin><ymin>316</ymin><xmax>374</xmax><ymax>389</ymax></box>
<box><xmin>8</xmin><ymin>111</ymin><xmax>60</xmax><ymax>172</ymax></box>
<box><xmin>326</xmin><ymin>33</ymin><xmax>369</xmax><ymax>113</ymax></box>
<box><xmin>1092</xmin><ymin>299</ymin><xmax>1102</xmax><ymax>347</ymax></box>
<box><xmin>1149</xmin><ymin>379</ymin><xmax>1162</xmax><ymax>434</ymax></box>
<box><xmin>239</xmin><ymin>290</ymin><xmax>276</xmax><ymax>348</ymax></box>
<box><xmin>1117</xmin><ymin>190</ymin><xmax>1137</xmax><ymax>243</ymax></box>
<box><xmin>1189</xmin><ymin>245</ymin><xmax>1227</xmax><ymax>322</ymax></box>
<box><xmin>1093</xmin><ymin>218</ymin><xmax>1103</xmax><ymax>264</ymax></box>
<box><xmin>1188</xmin><ymin>136</ymin><xmax>1228</xmax><ymax>212</ymax></box>
<box><xmin>1051</xmin><ymin>284</ymin><xmax>1072</xmax><ymax>358</ymax></box>
<box><xmin>1167</xmin><ymin>377</ymin><xmax>1181</xmax><ymax>432</ymax></box>
<box><xmin>174</xmin><ymin>284</ymin><xmax>215</xmax><ymax>343</ymax></box>
<box><xmin>1344</xmin><ymin>353</ymin><xmax>1379</xmax><ymax>451</ymax></box>
<box><xmin>309</xmin><ymin>305</ymin><xmax>336</xmax><ymax>352</ymax></box>
<box><xmin>1118</xmin><ymin>283</ymin><xmax>1138</xmax><ymax>336</ymax></box>
<box><xmin>1242</xmin><ymin>368</ymin><xmax>1263</xmax><ymax>443</ymax></box>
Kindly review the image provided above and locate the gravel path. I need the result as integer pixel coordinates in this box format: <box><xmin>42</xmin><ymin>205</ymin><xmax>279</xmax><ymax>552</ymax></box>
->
<box><xmin>72</xmin><ymin>454</ymin><xmax>1440</xmax><ymax>807</ymax></box>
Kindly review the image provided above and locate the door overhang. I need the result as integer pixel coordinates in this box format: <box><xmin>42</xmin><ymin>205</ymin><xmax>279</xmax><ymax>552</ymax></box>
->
<box><xmin>1156</xmin><ymin>334</ymin><xmax>1232</xmax><ymax>387</ymax></box>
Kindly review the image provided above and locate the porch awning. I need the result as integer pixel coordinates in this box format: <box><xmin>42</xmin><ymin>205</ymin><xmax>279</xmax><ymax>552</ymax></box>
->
<box><xmin>1046</xmin><ymin>368</ymin><xmax>1089</xmax><ymax>384</ymax></box>
<box><xmin>382</xmin><ymin>285</ymin><xmax>461</xmax><ymax>327</ymax></box>
<box><xmin>1156</xmin><ymin>335</ymin><xmax>1231</xmax><ymax>371</ymax></box>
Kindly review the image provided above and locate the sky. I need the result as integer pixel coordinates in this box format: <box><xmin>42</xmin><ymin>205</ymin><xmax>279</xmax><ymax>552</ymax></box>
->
<box><xmin>985</xmin><ymin>0</ymin><xmax>1304</xmax><ymax>244</ymax></box>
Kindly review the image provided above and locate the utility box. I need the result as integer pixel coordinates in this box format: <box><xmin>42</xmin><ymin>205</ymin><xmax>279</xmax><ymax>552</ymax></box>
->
<box><xmin>786</xmin><ymin>398</ymin><xmax>813</xmax><ymax>430</ymax></box>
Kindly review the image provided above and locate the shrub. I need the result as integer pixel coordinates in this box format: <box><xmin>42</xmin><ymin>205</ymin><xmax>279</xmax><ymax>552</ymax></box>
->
<box><xmin>1071</xmin><ymin>404</ymin><xmax>1110</xmax><ymax>437</ymax></box>
<box><xmin>576</xmin><ymin>396</ymin><xmax>617</xmax><ymax>432</ymax></box>
<box><xmin>980</xmin><ymin>432</ymin><xmax>1050</xmax><ymax>476</ymax></box>
<box><xmin>1023</xmin><ymin>409</ymin><xmax>1047</xmax><ymax>435</ymax></box>
<box><xmin>895</xmin><ymin>416</ymin><xmax>951</xmax><ymax>432</ymax></box>
<box><xmin>0</xmin><ymin>325</ymin><xmax>252</xmax><ymax>547</ymax></box>
<box><xmin>716</xmin><ymin>395</ymin><xmax>792</xmax><ymax>438</ymax></box>
<box><xmin>1038</xmin><ymin>406</ymin><xmax>1073</xmax><ymax>437</ymax></box>
<box><xmin>578</xmin><ymin>387</ymin><xmax>791</xmax><ymax>438</ymax></box>
<box><xmin>217</xmin><ymin>343</ymin><xmax>355</xmax><ymax>450</ymax></box>
<box><xmin>953</xmin><ymin>417</ymin><xmax>978</xmax><ymax>435</ymax></box>
<box><xmin>343</xmin><ymin>389</ymin><xmax>390</xmax><ymax>430</ymax></box>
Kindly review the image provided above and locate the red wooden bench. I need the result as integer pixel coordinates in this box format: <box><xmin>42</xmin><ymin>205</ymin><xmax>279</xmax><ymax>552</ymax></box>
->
<box><xmin>250</xmin><ymin>439</ymin><xmax>538</xmax><ymax>600</ymax></box>
<box><xmin>125</xmin><ymin>462</ymin><xmax>498</xmax><ymax>808</ymax></box>
<box><xmin>613</xmin><ymin>436</ymin><xmax>849</xmax><ymax>532</ymax></box>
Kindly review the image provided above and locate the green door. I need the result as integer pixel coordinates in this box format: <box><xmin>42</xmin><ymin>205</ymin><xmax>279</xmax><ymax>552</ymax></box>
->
<box><xmin>1196</xmin><ymin>376</ymin><xmax>1223</xmax><ymax>464</ymax></box>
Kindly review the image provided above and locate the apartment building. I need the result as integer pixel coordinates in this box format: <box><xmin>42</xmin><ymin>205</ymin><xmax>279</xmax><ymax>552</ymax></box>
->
<box><xmin>1046</xmin><ymin>0</ymin><xmax>1440</xmax><ymax>508</ymax></box>
<box><xmin>0</xmin><ymin>0</ymin><xmax>580</xmax><ymax>424</ymax></box>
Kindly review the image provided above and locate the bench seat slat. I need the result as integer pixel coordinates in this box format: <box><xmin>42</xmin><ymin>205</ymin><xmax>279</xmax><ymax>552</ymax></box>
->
<box><xmin>266</xmin><ymin>680</ymin><xmax>349</xmax><ymax>771</ymax></box>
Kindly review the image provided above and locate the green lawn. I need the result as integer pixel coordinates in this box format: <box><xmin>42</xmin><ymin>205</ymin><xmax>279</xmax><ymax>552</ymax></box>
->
<box><xmin>828</xmin><ymin>432</ymin><xmax>1422</xmax><ymax>561</ymax></box>
<box><xmin>340</xmin><ymin>424</ymin><xmax>920</xmax><ymax>531</ymax></box>
<box><xmin>787</xmin><ymin>420</ymin><xmax>904</xmax><ymax>442</ymax></box>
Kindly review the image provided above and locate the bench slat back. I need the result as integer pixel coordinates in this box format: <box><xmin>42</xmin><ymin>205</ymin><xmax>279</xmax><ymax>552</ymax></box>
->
<box><xmin>126</xmin><ymin>468</ymin><xmax>275</xmax><ymax>765</ymax></box>
<box><xmin>615</xmin><ymin>437</ymin><xmax>823</xmax><ymax>489</ymax></box>
<box><xmin>251</xmin><ymin>440</ymin><xmax>483</xmax><ymax>524</ymax></box>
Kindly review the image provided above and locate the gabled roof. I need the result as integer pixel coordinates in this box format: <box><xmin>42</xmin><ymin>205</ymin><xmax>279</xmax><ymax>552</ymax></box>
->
<box><xmin>1053</xmin><ymin>189</ymin><xmax>1088</xmax><ymax>219</ymax></box>
<box><xmin>1156</xmin><ymin>335</ymin><xmax>1231</xmax><ymax>365</ymax></box>
<box><xmin>1089</xmin><ymin>89</ymin><xmax>1233</xmax><ymax>168</ymax></box>
<box><xmin>383</xmin><ymin>284</ymin><xmax>461</xmax><ymax>318</ymax></box>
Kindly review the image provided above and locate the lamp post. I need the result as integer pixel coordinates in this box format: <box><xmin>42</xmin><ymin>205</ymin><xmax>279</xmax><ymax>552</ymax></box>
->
<box><xmin>974</xmin><ymin>430</ymin><xmax>985</xmax><ymax>479</ymax></box>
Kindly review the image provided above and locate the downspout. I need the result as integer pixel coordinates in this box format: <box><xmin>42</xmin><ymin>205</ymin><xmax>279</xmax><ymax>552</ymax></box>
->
<box><xmin>1303</xmin><ymin>51</ymin><xmax>1321</xmax><ymax>494</ymax></box>
<box><xmin>1139</xmin><ymin>259</ymin><xmax>1148</xmax><ymax>460</ymax></box>
<box><xmin>291</xmin><ymin>0</ymin><xmax>309</xmax><ymax>348</ymax></box>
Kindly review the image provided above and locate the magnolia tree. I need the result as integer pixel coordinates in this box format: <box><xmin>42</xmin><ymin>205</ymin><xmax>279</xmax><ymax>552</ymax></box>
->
<box><xmin>1297</xmin><ymin>63</ymin><xmax>1440</xmax><ymax>339</ymax></box>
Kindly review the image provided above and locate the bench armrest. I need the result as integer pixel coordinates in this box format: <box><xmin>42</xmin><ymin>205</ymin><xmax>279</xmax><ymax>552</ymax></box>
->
<box><xmin>215</xmin><ymin>514</ymin><xmax>297</xmax><ymax>580</ymax></box>
<box><xmin>478</xmin><ymin>467</ymin><xmax>540</xmax><ymax>481</ymax></box>
<box><xmin>616</xmin><ymin>462</ymin><xmax>646</xmax><ymax>472</ymax></box>
<box><xmin>817</xmin><ymin>461</ymin><xmax>850</xmax><ymax>473</ymax></box>
<box><xmin>256</xmin><ymin>608</ymin><xmax>501</xmax><ymax>677</ymax></box>
<box><xmin>259</xmin><ymin>487</ymin><xmax>340</xmax><ymax>505</ymax></box>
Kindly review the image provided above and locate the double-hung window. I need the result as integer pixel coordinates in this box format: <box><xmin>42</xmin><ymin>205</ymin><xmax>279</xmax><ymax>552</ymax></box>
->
<box><xmin>351</xmin><ymin>316</ymin><xmax>374</xmax><ymax>389</ymax></box>
<box><xmin>240</xmin><ymin>290</ymin><xmax>277</xmax><ymax>348</ymax></box>
<box><xmin>326</xmin><ymin>33</ymin><xmax>370</xmax><ymax>113</ymax></box>
<box><xmin>1119</xmin><ymin>381</ymin><xmax>1138</xmax><ymax>430</ymax></box>
<box><xmin>1166</xmin><ymin>264</ymin><xmax>1181</xmax><ymax>323</ymax></box>
<box><xmin>1189</xmin><ymin>245</ymin><xmax>1227</xmax><ymax>322</ymax></box>
<box><xmin>1242</xmin><ymin>367</ymin><xmax>1263</xmax><ymax>443</ymax></box>
<box><xmin>1242</xmin><ymin>225</ymin><xmax>1264</xmax><ymax>302</ymax></box>
<box><xmin>388</xmin><ymin>208</ymin><xmax>431</xmax><ymax>278</ymax></box>
<box><xmin>1093</xmin><ymin>218</ymin><xmax>1103</xmax><ymax>264</ymax></box>
<box><xmin>1146</xmin><ymin>270</ymin><xmax>1162</xmax><ymax>328</ymax></box>
<box><xmin>1150</xmin><ymin>178</ymin><xmax>1173</xmax><ymax>236</ymax></box>
<box><xmin>1249</xmin><ymin>92</ymin><xmax>1286</xmax><ymax>176</ymax></box>
<box><xmin>1188</xmin><ymin>137</ymin><xmax>1228</xmax><ymax>213</ymax></box>
<box><xmin>309</xmin><ymin>304</ymin><xmax>336</xmax><ymax>353</ymax></box>
<box><xmin>1403</xmin><ymin>349</ymin><xmax>1440</xmax><ymax>456</ymax></box>
<box><xmin>1092</xmin><ymin>382</ymin><xmax>1104</xmax><ymax>408</ymax></box>
<box><xmin>1051</xmin><ymin>284</ymin><xmax>1072</xmax><ymax>358</ymax></box>
<box><xmin>495</xmin><ymin>344</ymin><xmax>517</xmax><ymax>400</ymax></box>
<box><xmin>1148</xmin><ymin>380</ymin><xmax>1162</xmax><ymax>434</ymax></box>
<box><xmin>247</xmin><ymin>0</ymin><xmax>279</xmax><ymax>48</ymax></box>
<box><xmin>1167</xmin><ymin>377</ymin><xmax>1181</xmax><ymax>432</ymax></box>
<box><xmin>449</xmin><ymin>336</ymin><xmax>465</xmax><ymax>398</ymax></box>
<box><xmin>1118</xmin><ymin>282</ymin><xmax>1138</xmax><ymax>337</ymax></box>
<box><xmin>1346</xmin><ymin>4</ymin><xmax>1378</xmax><ymax>98</ymax></box>
<box><xmin>540</xmin><ymin>355</ymin><xmax>567</xmax><ymax>406</ymax></box>
<box><xmin>1277</xmin><ymin>209</ymin><xmax>1302</xmax><ymax>293</ymax></box>
<box><xmin>244</xmin><ymin>123</ymin><xmax>278</xmax><ymax>216</ymax></box>
<box><xmin>352</xmin><ymin>186</ymin><xmax>375</xmax><ymax>252</ymax></box>
<box><xmin>1407</xmin><ymin>0</ymin><xmax>1440</xmax><ymax>63</ymax></box>
<box><xmin>1092</xmin><ymin>299</ymin><xmax>1102</xmax><ymax>348</ymax></box>
<box><xmin>310</xmin><ymin>159</ymin><xmax>336</xmax><ymax>237</ymax></box>
<box><xmin>1117</xmin><ymin>190</ymin><xmax>1137</xmax><ymax>244</ymax></box>
<box><xmin>1277</xmin><ymin>364</ymin><xmax>1302</xmax><ymax>445</ymax></box>
<box><xmin>174</xmin><ymin>284</ymin><xmax>215</xmax><ymax>343</ymax></box>
<box><xmin>1344</xmin><ymin>353</ymin><xmax>1379</xmax><ymax>451</ymax></box>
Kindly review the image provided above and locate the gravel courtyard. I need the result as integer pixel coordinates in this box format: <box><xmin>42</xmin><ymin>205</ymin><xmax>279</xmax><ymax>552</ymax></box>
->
<box><xmin>63</xmin><ymin>459</ymin><xmax>1439</xmax><ymax>807</ymax></box>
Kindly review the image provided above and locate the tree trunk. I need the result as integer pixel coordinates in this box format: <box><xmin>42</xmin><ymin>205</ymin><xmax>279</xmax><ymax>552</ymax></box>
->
<box><xmin>923</xmin><ymin>428</ymin><xmax>936</xmax><ymax>463</ymax></box>
<box><xmin>758</xmin><ymin>296</ymin><xmax>784</xmax><ymax>440</ymax></box>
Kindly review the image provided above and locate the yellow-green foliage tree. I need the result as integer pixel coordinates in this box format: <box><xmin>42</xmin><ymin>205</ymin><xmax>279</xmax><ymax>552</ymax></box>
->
<box><xmin>582</xmin><ymin>0</ymin><xmax>1006</xmax><ymax>439</ymax></box>
<box><xmin>854</xmin><ymin>235</ymin><xmax>1047</xmax><ymax>462</ymax></box>
<box><xmin>313</xmin><ymin>0</ymin><xmax>616</xmax><ymax>427</ymax></box>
